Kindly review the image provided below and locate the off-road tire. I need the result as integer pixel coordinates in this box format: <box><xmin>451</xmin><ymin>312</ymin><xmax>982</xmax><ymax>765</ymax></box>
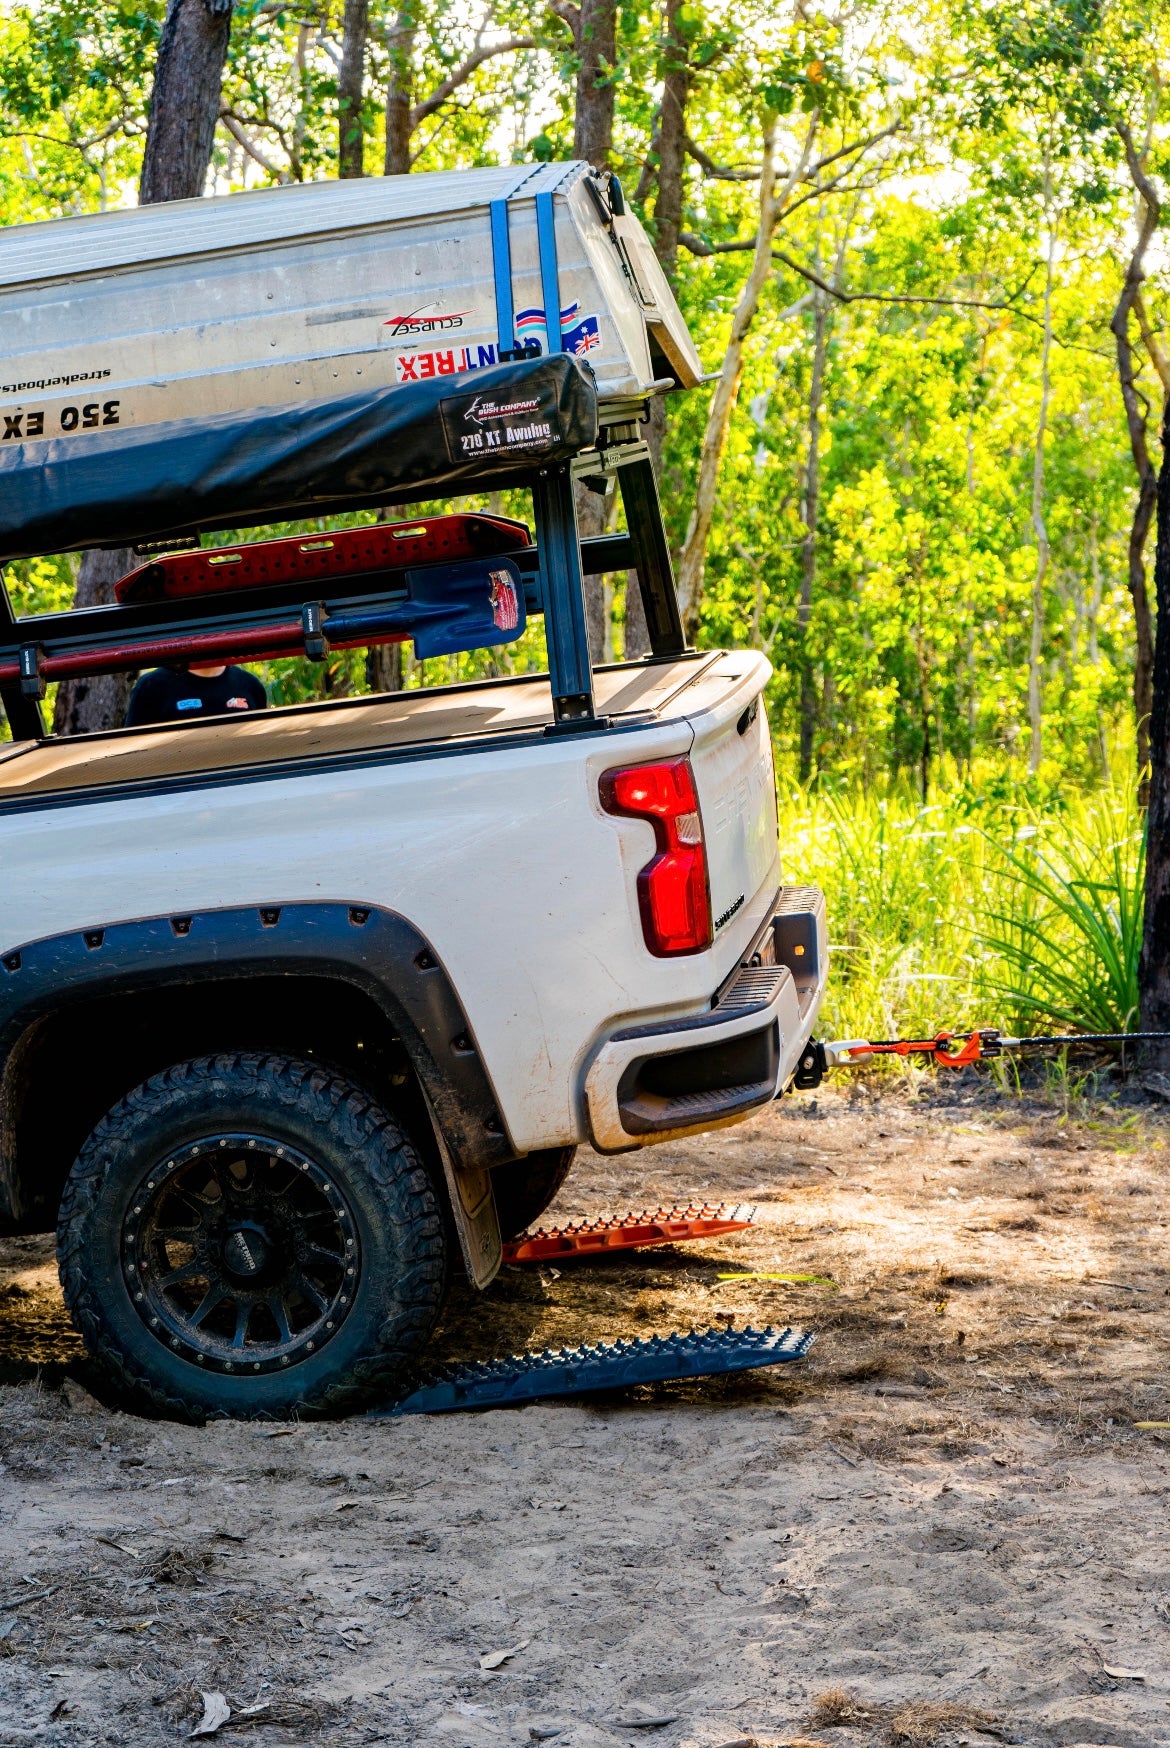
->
<box><xmin>492</xmin><ymin>1147</ymin><xmax>576</xmax><ymax>1241</ymax></box>
<box><xmin>57</xmin><ymin>1053</ymin><xmax>447</xmax><ymax>1421</ymax></box>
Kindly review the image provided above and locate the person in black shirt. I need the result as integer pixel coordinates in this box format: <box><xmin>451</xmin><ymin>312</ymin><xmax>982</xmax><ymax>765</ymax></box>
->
<box><xmin>124</xmin><ymin>662</ymin><xmax>268</xmax><ymax>729</ymax></box>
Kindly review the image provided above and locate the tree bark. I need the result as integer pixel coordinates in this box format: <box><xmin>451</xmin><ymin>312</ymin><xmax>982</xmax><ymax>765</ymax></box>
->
<box><xmin>575</xmin><ymin>485</ymin><xmax>608</xmax><ymax>662</ymax></box>
<box><xmin>627</xmin><ymin>0</ymin><xmax>691</xmax><ymax>660</ymax></box>
<box><xmin>675</xmin><ymin>114</ymin><xmax>817</xmax><ymax>638</ymax></box>
<box><xmin>555</xmin><ymin>0</ymin><xmax>617</xmax><ymax>653</ymax></box>
<box><xmin>652</xmin><ymin>0</ymin><xmax>689</xmax><ymax>274</ymax></box>
<box><xmin>383</xmin><ymin>19</ymin><xmax>536</xmax><ymax>176</ymax></box>
<box><xmin>366</xmin><ymin>644</ymin><xmax>404</xmax><ymax>694</ymax></box>
<box><xmin>338</xmin><ymin>0</ymin><xmax>369</xmax><ymax>178</ymax></box>
<box><xmin>53</xmin><ymin>0</ymin><xmax>235</xmax><ymax>737</ymax></box>
<box><xmin>140</xmin><ymin>0</ymin><xmax>234</xmax><ymax>203</ymax></box>
<box><xmin>1139</xmin><ymin>403</ymin><xmax>1170</xmax><ymax>1060</ymax></box>
<box><xmin>572</xmin><ymin>0</ymin><xmax>616</xmax><ymax>168</ymax></box>
<box><xmin>383</xmin><ymin>7</ymin><xmax>416</xmax><ymax>175</ymax></box>
<box><xmin>1110</xmin><ymin>120</ymin><xmax>1162</xmax><ymax>792</ymax></box>
<box><xmin>1028</xmin><ymin>199</ymin><xmax>1056</xmax><ymax>776</ymax></box>
<box><xmin>798</xmin><ymin>293</ymin><xmax>828</xmax><ymax>782</ymax></box>
<box><xmin>51</xmin><ymin>550</ymin><xmax>139</xmax><ymax>735</ymax></box>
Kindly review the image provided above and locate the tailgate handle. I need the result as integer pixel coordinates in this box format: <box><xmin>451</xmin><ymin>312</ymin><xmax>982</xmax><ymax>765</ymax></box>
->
<box><xmin>737</xmin><ymin>698</ymin><xmax>758</xmax><ymax>736</ymax></box>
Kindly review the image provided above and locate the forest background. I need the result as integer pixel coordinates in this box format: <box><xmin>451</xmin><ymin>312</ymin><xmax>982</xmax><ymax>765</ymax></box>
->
<box><xmin>2</xmin><ymin>0</ymin><xmax>1169</xmax><ymax>1049</ymax></box>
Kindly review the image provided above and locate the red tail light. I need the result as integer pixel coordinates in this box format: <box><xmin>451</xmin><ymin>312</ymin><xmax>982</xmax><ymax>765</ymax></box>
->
<box><xmin>600</xmin><ymin>758</ymin><xmax>712</xmax><ymax>955</ymax></box>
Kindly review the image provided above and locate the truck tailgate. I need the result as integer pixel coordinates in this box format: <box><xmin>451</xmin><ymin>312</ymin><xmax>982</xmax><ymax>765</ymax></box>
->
<box><xmin>686</xmin><ymin>666</ymin><xmax>779</xmax><ymax>946</ymax></box>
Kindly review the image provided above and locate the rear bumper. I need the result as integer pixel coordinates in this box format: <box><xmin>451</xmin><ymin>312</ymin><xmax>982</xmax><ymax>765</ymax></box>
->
<box><xmin>584</xmin><ymin>885</ymin><xmax>828</xmax><ymax>1151</ymax></box>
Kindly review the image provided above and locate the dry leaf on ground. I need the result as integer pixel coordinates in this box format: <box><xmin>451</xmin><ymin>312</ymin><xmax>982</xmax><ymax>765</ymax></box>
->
<box><xmin>478</xmin><ymin>1638</ymin><xmax>530</xmax><ymax>1670</ymax></box>
<box><xmin>189</xmin><ymin>1692</ymin><xmax>231</xmax><ymax>1738</ymax></box>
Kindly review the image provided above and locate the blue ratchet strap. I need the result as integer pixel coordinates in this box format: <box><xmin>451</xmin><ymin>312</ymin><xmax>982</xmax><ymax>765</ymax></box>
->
<box><xmin>488</xmin><ymin>165</ymin><xmax>542</xmax><ymax>359</ymax></box>
<box><xmin>535</xmin><ymin>190</ymin><xmax>563</xmax><ymax>354</ymax></box>
<box><xmin>489</xmin><ymin>197</ymin><xmax>516</xmax><ymax>359</ymax></box>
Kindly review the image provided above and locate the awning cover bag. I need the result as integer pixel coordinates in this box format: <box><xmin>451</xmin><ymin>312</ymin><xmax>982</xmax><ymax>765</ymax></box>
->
<box><xmin>0</xmin><ymin>354</ymin><xmax>597</xmax><ymax>563</ymax></box>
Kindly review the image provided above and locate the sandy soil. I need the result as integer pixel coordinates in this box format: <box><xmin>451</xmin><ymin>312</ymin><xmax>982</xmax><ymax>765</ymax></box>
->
<box><xmin>1</xmin><ymin>1075</ymin><xmax>1169</xmax><ymax>1748</ymax></box>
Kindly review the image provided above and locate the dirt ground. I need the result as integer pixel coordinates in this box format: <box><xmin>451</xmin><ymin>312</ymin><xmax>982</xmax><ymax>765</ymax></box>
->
<box><xmin>1</xmin><ymin>1073</ymin><xmax>1169</xmax><ymax>1748</ymax></box>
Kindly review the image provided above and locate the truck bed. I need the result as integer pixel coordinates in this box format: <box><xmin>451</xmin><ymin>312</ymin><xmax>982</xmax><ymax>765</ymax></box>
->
<box><xmin>0</xmin><ymin>645</ymin><xmax>802</xmax><ymax>1162</ymax></box>
<box><xmin>0</xmin><ymin>653</ymin><xmax>739</xmax><ymax>806</ymax></box>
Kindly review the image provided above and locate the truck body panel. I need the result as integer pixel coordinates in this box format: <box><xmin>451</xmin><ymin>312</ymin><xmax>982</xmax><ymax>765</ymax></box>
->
<box><xmin>0</xmin><ymin>653</ymin><xmax>789</xmax><ymax>1156</ymax></box>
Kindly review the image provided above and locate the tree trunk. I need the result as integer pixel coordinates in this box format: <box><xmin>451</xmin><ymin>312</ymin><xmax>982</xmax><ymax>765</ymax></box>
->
<box><xmin>914</xmin><ymin>568</ymin><xmax>932</xmax><ymax>802</ymax></box>
<box><xmin>1139</xmin><ymin>404</ymin><xmax>1170</xmax><ymax>1061</ymax></box>
<box><xmin>566</xmin><ymin>0</ymin><xmax>617</xmax><ymax>651</ymax></box>
<box><xmin>53</xmin><ymin>0</ymin><xmax>235</xmax><ymax>736</ymax></box>
<box><xmin>139</xmin><ymin>0</ymin><xmax>234</xmax><ymax>203</ymax></box>
<box><xmin>1127</xmin><ymin>471</ymin><xmax>1157</xmax><ymax>786</ymax></box>
<box><xmin>1028</xmin><ymin>203</ymin><xmax>1056</xmax><ymax>776</ymax></box>
<box><xmin>626</xmin><ymin>0</ymin><xmax>691</xmax><ymax>661</ymax></box>
<box><xmin>383</xmin><ymin>8</ymin><xmax>417</xmax><ymax>175</ymax></box>
<box><xmin>652</xmin><ymin>0</ymin><xmax>689</xmax><ymax>273</ymax></box>
<box><xmin>675</xmin><ymin>114</ymin><xmax>817</xmax><ymax>638</ymax></box>
<box><xmin>366</xmin><ymin>644</ymin><xmax>404</xmax><ymax>694</ymax></box>
<box><xmin>51</xmin><ymin>550</ymin><xmax>139</xmax><ymax>735</ymax></box>
<box><xmin>1111</xmin><ymin>121</ymin><xmax>1162</xmax><ymax>793</ymax></box>
<box><xmin>577</xmin><ymin>486</ymin><xmax>609</xmax><ymax>662</ymax></box>
<box><xmin>797</xmin><ymin>293</ymin><xmax>828</xmax><ymax>782</ymax></box>
<box><xmin>338</xmin><ymin>0</ymin><xmax>369</xmax><ymax>178</ymax></box>
<box><xmin>573</xmin><ymin>0</ymin><xmax>616</xmax><ymax>168</ymax></box>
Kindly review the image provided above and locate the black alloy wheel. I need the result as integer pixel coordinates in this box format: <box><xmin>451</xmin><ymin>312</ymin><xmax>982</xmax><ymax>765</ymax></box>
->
<box><xmin>124</xmin><ymin>1135</ymin><xmax>360</xmax><ymax>1377</ymax></box>
<box><xmin>58</xmin><ymin>1053</ymin><xmax>448</xmax><ymax>1420</ymax></box>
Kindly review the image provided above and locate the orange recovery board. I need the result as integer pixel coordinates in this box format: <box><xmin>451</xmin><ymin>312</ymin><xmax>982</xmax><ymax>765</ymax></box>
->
<box><xmin>502</xmin><ymin>1202</ymin><xmax>756</xmax><ymax>1263</ymax></box>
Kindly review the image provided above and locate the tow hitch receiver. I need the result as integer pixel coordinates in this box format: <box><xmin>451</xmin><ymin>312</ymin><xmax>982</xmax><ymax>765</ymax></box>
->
<box><xmin>502</xmin><ymin>1202</ymin><xmax>756</xmax><ymax>1262</ymax></box>
<box><xmin>380</xmin><ymin>1324</ymin><xmax>814</xmax><ymax>1416</ymax></box>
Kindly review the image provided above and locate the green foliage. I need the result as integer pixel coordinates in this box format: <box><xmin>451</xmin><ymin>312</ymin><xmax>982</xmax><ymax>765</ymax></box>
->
<box><xmin>978</xmin><ymin>789</ymin><xmax>1143</xmax><ymax>1034</ymax></box>
<box><xmin>759</xmin><ymin>13</ymin><xmax>869</xmax><ymax>125</ymax></box>
<box><xmin>0</xmin><ymin>0</ymin><xmax>158</xmax><ymax>214</ymax></box>
<box><xmin>0</xmin><ymin>0</ymin><xmax>1166</xmax><ymax>797</ymax></box>
<box><xmin>778</xmin><ymin>775</ymin><xmax>1144</xmax><ymax>1042</ymax></box>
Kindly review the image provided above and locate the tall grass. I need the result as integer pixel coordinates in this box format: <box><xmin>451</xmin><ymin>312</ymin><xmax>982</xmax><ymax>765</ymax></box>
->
<box><xmin>776</xmin><ymin>779</ymin><xmax>1144</xmax><ymax>1043</ymax></box>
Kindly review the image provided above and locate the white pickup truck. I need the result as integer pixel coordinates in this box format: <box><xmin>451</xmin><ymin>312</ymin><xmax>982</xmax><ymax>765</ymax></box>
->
<box><xmin>0</xmin><ymin>162</ymin><xmax>828</xmax><ymax>1420</ymax></box>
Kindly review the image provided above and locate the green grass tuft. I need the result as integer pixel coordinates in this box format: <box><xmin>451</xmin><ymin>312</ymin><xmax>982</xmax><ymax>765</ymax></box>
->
<box><xmin>777</xmin><ymin>778</ymin><xmax>1143</xmax><ymax>1046</ymax></box>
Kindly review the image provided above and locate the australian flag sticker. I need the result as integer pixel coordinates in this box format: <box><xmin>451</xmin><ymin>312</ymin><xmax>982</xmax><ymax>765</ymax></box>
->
<box><xmin>514</xmin><ymin>301</ymin><xmax>601</xmax><ymax>357</ymax></box>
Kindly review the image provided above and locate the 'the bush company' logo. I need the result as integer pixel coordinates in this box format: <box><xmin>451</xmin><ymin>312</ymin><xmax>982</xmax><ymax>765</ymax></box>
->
<box><xmin>463</xmin><ymin>394</ymin><xmax>541</xmax><ymax>426</ymax></box>
<box><xmin>461</xmin><ymin>393</ymin><xmax>552</xmax><ymax>447</ymax></box>
<box><xmin>441</xmin><ymin>386</ymin><xmax>557</xmax><ymax>458</ymax></box>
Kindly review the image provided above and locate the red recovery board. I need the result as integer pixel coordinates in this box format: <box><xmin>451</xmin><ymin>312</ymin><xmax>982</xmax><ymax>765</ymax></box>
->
<box><xmin>115</xmin><ymin>512</ymin><xmax>531</xmax><ymax>603</ymax></box>
<box><xmin>502</xmin><ymin>1203</ymin><xmax>756</xmax><ymax>1263</ymax></box>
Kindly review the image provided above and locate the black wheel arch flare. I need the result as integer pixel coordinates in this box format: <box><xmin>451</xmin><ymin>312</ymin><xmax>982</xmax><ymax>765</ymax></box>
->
<box><xmin>0</xmin><ymin>901</ymin><xmax>514</xmax><ymax>1231</ymax></box>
